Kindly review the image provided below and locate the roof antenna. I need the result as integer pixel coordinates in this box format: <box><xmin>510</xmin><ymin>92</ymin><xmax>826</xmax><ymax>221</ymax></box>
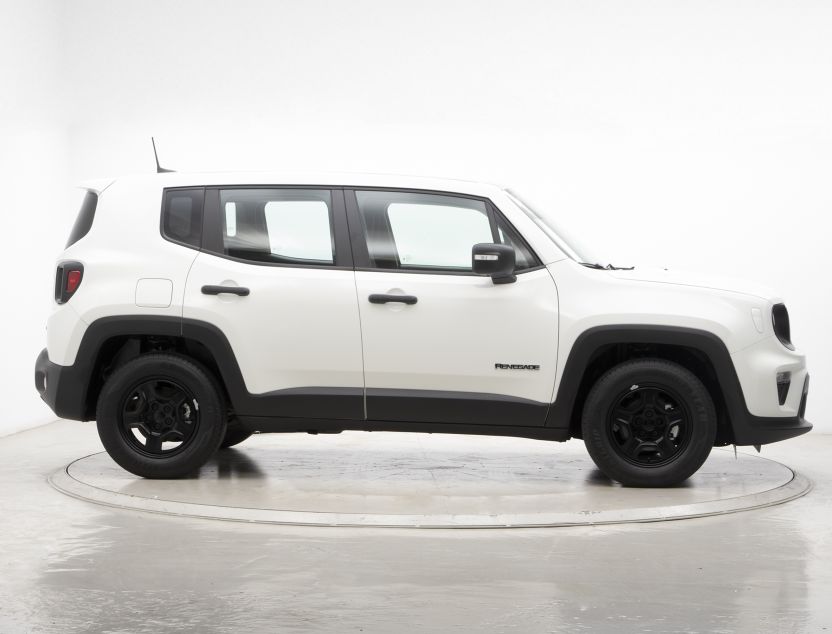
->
<box><xmin>151</xmin><ymin>137</ymin><xmax>175</xmax><ymax>173</ymax></box>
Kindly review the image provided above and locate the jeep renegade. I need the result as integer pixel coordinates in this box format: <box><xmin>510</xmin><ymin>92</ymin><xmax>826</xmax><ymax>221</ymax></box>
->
<box><xmin>35</xmin><ymin>173</ymin><xmax>811</xmax><ymax>486</ymax></box>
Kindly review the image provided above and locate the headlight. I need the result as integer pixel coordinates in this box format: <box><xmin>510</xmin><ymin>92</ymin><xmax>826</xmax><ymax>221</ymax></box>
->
<box><xmin>772</xmin><ymin>303</ymin><xmax>794</xmax><ymax>350</ymax></box>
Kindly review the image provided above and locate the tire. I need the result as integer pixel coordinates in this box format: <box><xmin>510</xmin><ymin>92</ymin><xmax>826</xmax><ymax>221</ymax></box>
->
<box><xmin>581</xmin><ymin>358</ymin><xmax>717</xmax><ymax>487</ymax></box>
<box><xmin>219</xmin><ymin>428</ymin><xmax>253</xmax><ymax>449</ymax></box>
<box><xmin>96</xmin><ymin>353</ymin><xmax>227</xmax><ymax>479</ymax></box>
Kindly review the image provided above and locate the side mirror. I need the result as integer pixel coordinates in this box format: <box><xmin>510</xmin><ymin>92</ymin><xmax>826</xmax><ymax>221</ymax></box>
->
<box><xmin>472</xmin><ymin>243</ymin><xmax>516</xmax><ymax>284</ymax></box>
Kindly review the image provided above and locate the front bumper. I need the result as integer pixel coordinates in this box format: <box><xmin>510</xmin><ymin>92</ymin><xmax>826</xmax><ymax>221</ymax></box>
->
<box><xmin>726</xmin><ymin>330</ymin><xmax>812</xmax><ymax>445</ymax></box>
<box><xmin>35</xmin><ymin>348</ymin><xmax>89</xmax><ymax>421</ymax></box>
<box><xmin>731</xmin><ymin>374</ymin><xmax>811</xmax><ymax>445</ymax></box>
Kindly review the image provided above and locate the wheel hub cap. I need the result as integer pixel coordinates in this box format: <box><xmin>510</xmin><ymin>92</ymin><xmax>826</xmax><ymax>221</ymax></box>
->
<box><xmin>119</xmin><ymin>379</ymin><xmax>200</xmax><ymax>457</ymax></box>
<box><xmin>607</xmin><ymin>385</ymin><xmax>689</xmax><ymax>467</ymax></box>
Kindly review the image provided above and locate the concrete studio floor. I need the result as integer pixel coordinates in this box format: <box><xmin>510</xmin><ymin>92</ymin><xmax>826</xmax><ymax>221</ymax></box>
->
<box><xmin>1</xmin><ymin>421</ymin><xmax>831</xmax><ymax>633</ymax></box>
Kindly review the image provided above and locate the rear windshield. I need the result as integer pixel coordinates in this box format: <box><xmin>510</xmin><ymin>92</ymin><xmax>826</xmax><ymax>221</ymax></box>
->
<box><xmin>66</xmin><ymin>191</ymin><xmax>98</xmax><ymax>247</ymax></box>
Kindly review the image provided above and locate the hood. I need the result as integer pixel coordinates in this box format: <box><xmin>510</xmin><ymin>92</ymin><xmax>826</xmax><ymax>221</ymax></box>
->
<box><xmin>608</xmin><ymin>267</ymin><xmax>778</xmax><ymax>302</ymax></box>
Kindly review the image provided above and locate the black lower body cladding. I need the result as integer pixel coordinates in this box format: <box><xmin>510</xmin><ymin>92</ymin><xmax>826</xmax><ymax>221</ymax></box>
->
<box><xmin>35</xmin><ymin>320</ymin><xmax>811</xmax><ymax>446</ymax></box>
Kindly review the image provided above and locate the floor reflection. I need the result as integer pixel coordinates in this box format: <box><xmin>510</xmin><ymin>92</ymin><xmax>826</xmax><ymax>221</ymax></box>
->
<box><xmin>1</xmin><ymin>422</ymin><xmax>827</xmax><ymax>633</ymax></box>
<box><xmin>58</xmin><ymin>437</ymin><xmax>803</xmax><ymax>529</ymax></box>
<box><xmin>205</xmin><ymin>447</ymin><xmax>267</xmax><ymax>480</ymax></box>
<box><xmin>27</xmin><ymin>501</ymin><xmax>814</xmax><ymax>633</ymax></box>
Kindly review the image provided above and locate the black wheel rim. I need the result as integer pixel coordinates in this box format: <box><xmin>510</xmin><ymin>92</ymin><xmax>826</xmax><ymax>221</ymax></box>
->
<box><xmin>607</xmin><ymin>383</ymin><xmax>691</xmax><ymax>467</ymax></box>
<box><xmin>119</xmin><ymin>378</ymin><xmax>200</xmax><ymax>457</ymax></box>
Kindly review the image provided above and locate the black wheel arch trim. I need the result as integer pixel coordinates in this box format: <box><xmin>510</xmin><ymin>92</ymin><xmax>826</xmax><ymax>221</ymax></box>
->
<box><xmin>36</xmin><ymin>317</ymin><xmax>184</xmax><ymax>421</ymax></box>
<box><xmin>545</xmin><ymin>324</ymin><xmax>811</xmax><ymax>445</ymax></box>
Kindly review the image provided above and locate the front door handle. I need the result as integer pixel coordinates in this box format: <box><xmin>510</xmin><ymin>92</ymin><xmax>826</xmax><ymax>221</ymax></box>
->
<box><xmin>368</xmin><ymin>293</ymin><xmax>418</xmax><ymax>305</ymax></box>
<box><xmin>202</xmin><ymin>285</ymin><xmax>250</xmax><ymax>296</ymax></box>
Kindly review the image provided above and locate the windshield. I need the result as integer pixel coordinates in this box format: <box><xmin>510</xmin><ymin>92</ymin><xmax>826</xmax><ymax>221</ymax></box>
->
<box><xmin>505</xmin><ymin>189</ymin><xmax>604</xmax><ymax>265</ymax></box>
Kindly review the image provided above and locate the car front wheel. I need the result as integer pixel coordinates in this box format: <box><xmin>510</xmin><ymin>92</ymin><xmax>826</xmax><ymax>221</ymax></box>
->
<box><xmin>96</xmin><ymin>353</ymin><xmax>227</xmax><ymax>479</ymax></box>
<box><xmin>581</xmin><ymin>358</ymin><xmax>717</xmax><ymax>487</ymax></box>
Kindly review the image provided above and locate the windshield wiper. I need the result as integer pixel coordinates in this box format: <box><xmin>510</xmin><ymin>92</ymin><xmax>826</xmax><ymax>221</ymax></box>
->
<box><xmin>580</xmin><ymin>262</ymin><xmax>634</xmax><ymax>271</ymax></box>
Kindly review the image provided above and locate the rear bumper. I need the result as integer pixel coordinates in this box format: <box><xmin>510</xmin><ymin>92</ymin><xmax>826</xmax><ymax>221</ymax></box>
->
<box><xmin>731</xmin><ymin>375</ymin><xmax>812</xmax><ymax>445</ymax></box>
<box><xmin>35</xmin><ymin>348</ymin><xmax>89</xmax><ymax>421</ymax></box>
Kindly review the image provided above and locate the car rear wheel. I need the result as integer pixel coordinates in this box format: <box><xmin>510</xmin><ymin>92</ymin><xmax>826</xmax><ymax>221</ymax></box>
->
<box><xmin>96</xmin><ymin>353</ymin><xmax>227</xmax><ymax>478</ymax></box>
<box><xmin>581</xmin><ymin>358</ymin><xmax>717</xmax><ymax>487</ymax></box>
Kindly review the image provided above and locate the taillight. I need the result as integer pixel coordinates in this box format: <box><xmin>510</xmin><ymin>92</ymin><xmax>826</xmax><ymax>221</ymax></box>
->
<box><xmin>66</xmin><ymin>270</ymin><xmax>82</xmax><ymax>294</ymax></box>
<box><xmin>55</xmin><ymin>262</ymin><xmax>84</xmax><ymax>304</ymax></box>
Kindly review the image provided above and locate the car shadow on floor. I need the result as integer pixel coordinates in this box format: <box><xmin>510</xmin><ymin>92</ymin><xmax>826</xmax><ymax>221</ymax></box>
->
<box><xmin>190</xmin><ymin>448</ymin><xmax>267</xmax><ymax>480</ymax></box>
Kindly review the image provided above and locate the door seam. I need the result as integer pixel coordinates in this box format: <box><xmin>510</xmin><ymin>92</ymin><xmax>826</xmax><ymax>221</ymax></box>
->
<box><xmin>351</xmin><ymin>270</ymin><xmax>368</xmax><ymax>420</ymax></box>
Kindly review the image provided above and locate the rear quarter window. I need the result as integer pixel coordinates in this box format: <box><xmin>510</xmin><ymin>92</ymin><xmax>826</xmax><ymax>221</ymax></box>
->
<box><xmin>66</xmin><ymin>191</ymin><xmax>98</xmax><ymax>247</ymax></box>
<box><xmin>161</xmin><ymin>188</ymin><xmax>205</xmax><ymax>249</ymax></box>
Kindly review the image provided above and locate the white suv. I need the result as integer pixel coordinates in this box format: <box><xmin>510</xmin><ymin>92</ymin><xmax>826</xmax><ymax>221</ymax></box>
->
<box><xmin>35</xmin><ymin>172</ymin><xmax>811</xmax><ymax>486</ymax></box>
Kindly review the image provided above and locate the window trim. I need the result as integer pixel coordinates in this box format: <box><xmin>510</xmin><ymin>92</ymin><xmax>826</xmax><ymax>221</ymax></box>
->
<box><xmin>487</xmin><ymin>200</ymin><xmax>541</xmax><ymax>273</ymax></box>
<box><xmin>163</xmin><ymin>184</ymin><xmax>542</xmax><ymax>275</ymax></box>
<box><xmin>67</xmin><ymin>190</ymin><xmax>99</xmax><ymax>248</ymax></box>
<box><xmin>160</xmin><ymin>187</ymin><xmax>206</xmax><ymax>251</ymax></box>
<box><xmin>344</xmin><ymin>187</ymin><xmax>543</xmax><ymax>276</ymax></box>
<box><xmin>200</xmin><ymin>186</ymin><xmax>354</xmax><ymax>270</ymax></box>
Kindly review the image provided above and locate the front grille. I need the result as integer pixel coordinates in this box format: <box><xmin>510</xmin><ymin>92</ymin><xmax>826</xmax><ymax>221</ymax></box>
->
<box><xmin>772</xmin><ymin>303</ymin><xmax>794</xmax><ymax>350</ymax></box>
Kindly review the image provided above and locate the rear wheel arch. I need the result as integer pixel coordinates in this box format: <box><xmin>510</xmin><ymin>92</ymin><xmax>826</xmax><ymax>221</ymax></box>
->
<box><xmin>78</xmin><ymin>317</ymin><xmax>242</xmax><ymax>420</ymax></box>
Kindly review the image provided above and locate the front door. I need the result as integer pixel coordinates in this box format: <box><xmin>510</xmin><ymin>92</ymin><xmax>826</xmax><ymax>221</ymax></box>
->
<box><xmin>347</xmin><ymin>189</ymin><xmax>559</xmax><ymax>426</ymax></box>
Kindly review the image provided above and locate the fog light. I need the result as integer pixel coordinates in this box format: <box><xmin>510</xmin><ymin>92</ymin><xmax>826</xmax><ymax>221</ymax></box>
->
<box><xmin>776</xmin><ymin>372</ymin><xmax>791</xmax><ymax>406</ymax></box>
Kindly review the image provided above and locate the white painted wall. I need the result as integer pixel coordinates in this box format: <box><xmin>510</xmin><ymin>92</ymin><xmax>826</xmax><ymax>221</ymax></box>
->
<box><xmin>0</xmin><ymin>0</ymin><xmax>71</xmax><ymax>434</ymax></box>
<box><xmin>3</xmin><ymin>0</ymin><xmax>830</xmax><ymax>435</ymax></box>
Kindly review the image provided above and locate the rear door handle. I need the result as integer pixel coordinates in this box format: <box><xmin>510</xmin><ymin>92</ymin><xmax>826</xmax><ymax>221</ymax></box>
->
<box><xmin>202</xmin><ymin>285</ymin><xmax>250</xmax><ymax>296</ymax></box>
<box><xmin>368</xmin><ymin>293</ymin><xmax>418</xmax><ymax>305</ymax></box>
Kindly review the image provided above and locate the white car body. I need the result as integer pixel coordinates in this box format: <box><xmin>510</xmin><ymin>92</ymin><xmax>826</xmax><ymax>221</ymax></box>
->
<box><xmin>36</xmin><ymin>171</ymin><xmax>811</xmax><ymax>481</ymax></box>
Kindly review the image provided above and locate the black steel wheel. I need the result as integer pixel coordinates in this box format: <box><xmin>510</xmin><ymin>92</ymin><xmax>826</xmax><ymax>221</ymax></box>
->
<box><xmin>606</xmin><ymin>384</ymin><xmax>691</xmax><ymax>468</ymax></box>
<box><xmin>96</xmin><ymin>353</ymin><xmax>227</xmax><ymax>478</ymax></box>
<box><xmin>119</xmin><ymin>378</ymin><xmax>200</xmax><ymax>456</ymax></box>
<box><xmin>582</xmin><ymin>358</ymin><xmax>716</xmax><ymax>487</ymax></box>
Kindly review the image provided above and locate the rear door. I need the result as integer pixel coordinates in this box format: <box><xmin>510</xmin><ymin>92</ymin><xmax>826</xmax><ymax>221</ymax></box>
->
<box><xmin>183</xmin><ymin>187</ymin><xmax>365</xmax><ymax>420</ymax></box>
<box><xmin>347</xmin><ymin>189</ymin><xmax>559</xmax><ymax>427</ymax></box>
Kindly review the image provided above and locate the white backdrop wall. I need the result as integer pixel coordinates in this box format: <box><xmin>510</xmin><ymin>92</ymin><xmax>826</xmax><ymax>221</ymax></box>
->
<box><xmin>1</xmin><ymin>0</ymin><xmax>71</xmax><ymax>434</ymax></box>
<box><xmin>2</xmin><ymin>0</ymin><xmax>830</xmax><ymax>436</ymax></box>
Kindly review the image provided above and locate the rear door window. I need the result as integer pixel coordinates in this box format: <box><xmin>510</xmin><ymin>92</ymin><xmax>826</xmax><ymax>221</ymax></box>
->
<box><xmin>218</xmin><ymin>189</ymin><xmax>334</xmax><ymax>265</ymax></box>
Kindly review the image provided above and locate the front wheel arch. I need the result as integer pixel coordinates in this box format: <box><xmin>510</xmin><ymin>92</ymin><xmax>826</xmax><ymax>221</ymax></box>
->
<box><xmin>547</xmin><ymin>326</ymin><xmax>741</xmax><ymax>446</ymax></box>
